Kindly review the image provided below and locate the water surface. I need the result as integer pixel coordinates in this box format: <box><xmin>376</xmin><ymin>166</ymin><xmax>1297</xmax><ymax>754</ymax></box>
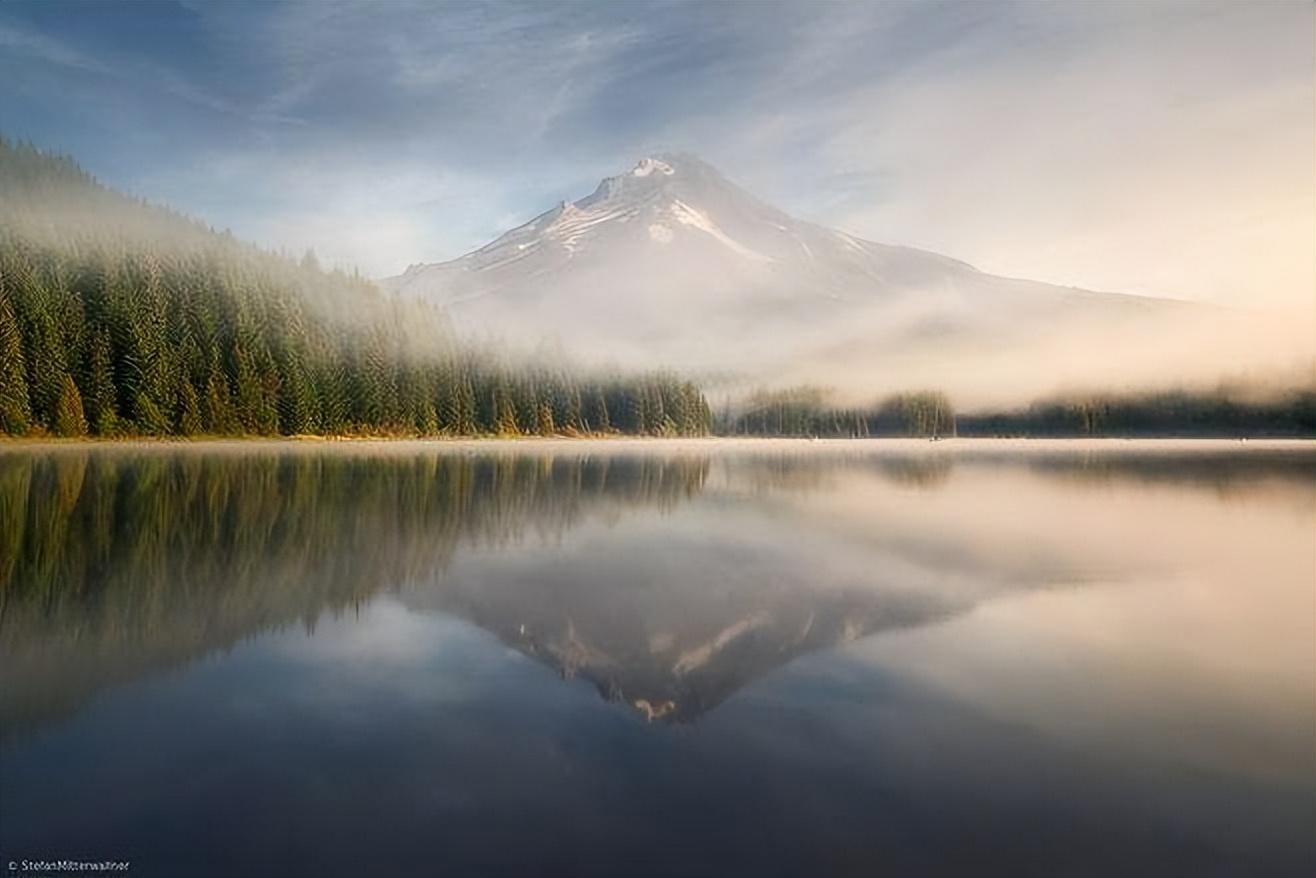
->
<box><xmin>2</xmin><ymin>440</ymin><xmax>1313</xmax><ymax>876</ymax></box>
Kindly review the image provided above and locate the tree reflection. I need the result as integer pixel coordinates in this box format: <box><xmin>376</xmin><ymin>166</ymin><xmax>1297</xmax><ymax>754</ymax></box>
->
<box><xmin>0</xmin><ymin>448</ymin><xmax>709</xmax><ymax>740</ymax></box>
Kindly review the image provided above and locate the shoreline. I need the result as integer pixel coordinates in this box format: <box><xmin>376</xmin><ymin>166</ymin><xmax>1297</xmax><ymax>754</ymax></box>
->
<box><xmin>3</xmin><ymin>436</ymin><xmax>1314</xmax><ymax>455</ymax></box>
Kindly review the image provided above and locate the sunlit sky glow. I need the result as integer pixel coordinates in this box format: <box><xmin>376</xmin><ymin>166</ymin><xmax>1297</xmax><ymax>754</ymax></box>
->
<box><xmin>1</xmin><ymin>0</ymin><xmax>1311</xmax><ymax>308</ymax></box>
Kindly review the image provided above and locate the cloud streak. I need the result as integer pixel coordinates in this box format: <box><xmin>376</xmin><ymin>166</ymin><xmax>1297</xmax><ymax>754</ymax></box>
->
<box><xmin>0</xmin><ymin>0</ymin><xmax>1310</xmax><ymax>312</ymax></box>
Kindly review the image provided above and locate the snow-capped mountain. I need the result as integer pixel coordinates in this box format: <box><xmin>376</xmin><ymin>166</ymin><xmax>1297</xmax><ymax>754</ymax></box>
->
<box><xmin>383</xmin><ymin>154</ymin><xmax>1184</xmax><ymax>400</ymax></box>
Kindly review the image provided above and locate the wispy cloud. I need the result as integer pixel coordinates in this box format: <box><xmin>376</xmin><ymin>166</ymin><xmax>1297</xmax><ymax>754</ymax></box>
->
<box><xmin>1</xmin><ymin>0</ymin><xmax>1310</xmax><ymax>306</ymax></box>
<box><xmin>0</xmin><ymin>19</ymin><xmax>109</xmax><ymax>73</ymax></box>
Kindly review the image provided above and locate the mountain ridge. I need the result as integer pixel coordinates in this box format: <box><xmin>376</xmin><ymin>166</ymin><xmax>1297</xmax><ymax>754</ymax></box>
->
<box><xmin>388</xmin><ymin>152</ymin><xmax>987</xmax><ymax>300</ymax></box>
<box><xmin>381</xmin><ymin>153</ymin><xmax>1187</xmax><ymax>400</ymax></box>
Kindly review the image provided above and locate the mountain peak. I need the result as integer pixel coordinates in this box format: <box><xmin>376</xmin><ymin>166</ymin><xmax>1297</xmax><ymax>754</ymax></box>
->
<box><xmin>390</xmin><ymin>150</ymin><xmax>872</xmax><ymax>290</ymax></box>
<box><xmin>382</xmin><ymin>152</ymin><xmax>1174</xmax><ymax>392</ymax></box>
<box><xmin>579</xmin><ymin>153</ymin><xmax>708</xmax><ymax>207</ymax></box>
<box><xmin>631</xmin><ymin>156</ymin><xmax>675</xmax><ymax>178</ymax></box>
<box><xmin>573</xmin><ymin>152</ymin><xmax>773</xmax><ymax>228</ymax></box>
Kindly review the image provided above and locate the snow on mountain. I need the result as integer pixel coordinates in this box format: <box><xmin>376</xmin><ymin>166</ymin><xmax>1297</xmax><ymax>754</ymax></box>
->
<box><xmin>383</xmin><ymin>154</ymin><xmax>1190</xmax><ymax>401</ymax></box>
<box><xmin>389</xmin><ymin>153</ymin><xmax>971</xmax><ymax>304</ymax></box>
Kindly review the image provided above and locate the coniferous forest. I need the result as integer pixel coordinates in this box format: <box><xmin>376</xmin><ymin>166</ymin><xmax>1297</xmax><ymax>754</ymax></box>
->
<box><xmin>721</xmin><ymin>387</ymin><xmax>958</xmax><ymax>438</ymax></box>
<box><xmin>718</xmin><ymin>384</ymin><xmax>1315</xmax><ymax>438</ymax></box>
<box><xmin>0</xmin><ymin>139</ymin><xmax>711</xmax><ymax>439</ymax></box>
<box><xmin>955</xmin><ymin>389</ymin><xmax>1316</xmax><ymax>438</ymax></box>
<box><xmin>3</xmin><ymin>138</ymin><xmax>1310</xmax><ymax>443</ymax></box>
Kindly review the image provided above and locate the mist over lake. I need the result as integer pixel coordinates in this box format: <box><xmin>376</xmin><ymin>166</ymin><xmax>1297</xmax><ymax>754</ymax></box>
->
<box><xmin>2</xmin><ymin>440</ymin><xmax>1312</xmax><ymax>877</ymax></box>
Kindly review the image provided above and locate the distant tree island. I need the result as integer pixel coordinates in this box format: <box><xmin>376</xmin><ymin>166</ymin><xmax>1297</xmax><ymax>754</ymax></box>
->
<box><xmin>718</xmin><ymin>385</ymin><xmax>1314</xmax><ymax>439</ymax></box>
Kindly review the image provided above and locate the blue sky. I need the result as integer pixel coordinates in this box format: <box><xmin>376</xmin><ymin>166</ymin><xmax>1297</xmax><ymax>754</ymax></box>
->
<box><xmin>1</xmin><ymin>0</ymin><xmax>1311</xmax><ymax>307</ymax></box>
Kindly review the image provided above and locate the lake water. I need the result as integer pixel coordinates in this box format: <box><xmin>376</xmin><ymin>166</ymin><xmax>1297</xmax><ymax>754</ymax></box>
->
<box><xmin>1</xmin><ymin>440</ymin><xmax>1313</xmax><ymax>877</ymax></box>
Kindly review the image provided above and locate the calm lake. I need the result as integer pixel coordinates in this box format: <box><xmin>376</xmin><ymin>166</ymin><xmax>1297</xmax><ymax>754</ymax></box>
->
<box><xmin>1</xmin><ymin>440</ymin><xmax>1313</xmax><ymax>877</ymax></box>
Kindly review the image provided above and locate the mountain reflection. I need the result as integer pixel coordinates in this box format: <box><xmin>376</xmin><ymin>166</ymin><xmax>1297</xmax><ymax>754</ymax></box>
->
<box><xmin>1</xmin><ymin>447</ymin><xmax>713</xmax><ymax>739</ymax></box>
<box><xmin>2</xmin><ymin>443</ymin><xmax>1311</xmax><ymax>740</ymax></box>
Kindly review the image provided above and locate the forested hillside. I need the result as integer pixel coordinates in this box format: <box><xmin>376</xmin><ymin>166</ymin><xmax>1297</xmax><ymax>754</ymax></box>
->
<box><xmin>0</xmin><ymin>139</ymin><xmax>711</xmax><ymax>438</ymax></box>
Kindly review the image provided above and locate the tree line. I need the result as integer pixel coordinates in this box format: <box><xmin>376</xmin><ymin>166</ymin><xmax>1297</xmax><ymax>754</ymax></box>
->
<box><xmin>956</xmin><ymin>389</ymin><xmax>1316</xmax><ymax>438</ymax></box>
<box><xmin>0</xmin><ymin>139</ymin><xmax>711</xmax><ymax>439</ymax></box>
<box><xmin>720</xmin><ymin>387</ymin><xmax>956</xmax><ymax>437</ymax></box>
<box><xmin>719</xmin><ymin>383</ymin><xmax>1315</xmax><ymax>438</ymax></box>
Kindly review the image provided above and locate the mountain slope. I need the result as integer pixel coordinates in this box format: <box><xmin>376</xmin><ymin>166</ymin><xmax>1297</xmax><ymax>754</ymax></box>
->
<box><xmin>383</xmin><ymin>154</ymin><xmax>1184</xmax><ymax>399</ymax></box>
<box><xmin>0</xmin><ymin>140</ymin><xmax>711</xmax><ymax>438</ymax></box>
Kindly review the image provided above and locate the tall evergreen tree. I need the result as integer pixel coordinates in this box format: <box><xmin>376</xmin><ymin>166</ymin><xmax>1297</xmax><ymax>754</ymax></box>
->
<box><xmin>494</xmin><ymin>384</ymin><xmax>519</xmax><ymax>436</ymax></box>
<box><xmin>84</xmin><ymin>328</ymin><xmax>119</xmax><ymax>435</ymax></box>
<box><xmin>536</xmin><ymin>401</ymin><xmax>555</xmax><ymax>436</ymax></box>
<box><xmin>203</xmin><ymin>370</ymin><xmax>237</xmax><ymax>435</ymax></box>
<box><xmin>177</xmin><ymin>379</ymin><xmax>203</xmax><ymax>435</ymax></box>
<box><xmin>0</xmin><ymin>289</ymin><xmax>32</xmax><ymax>434</ymax></box>
<box><xmin>25</xmin><ymin>308</ymin><xmax>68</xmax><ymax>431</ymax></box>
<box><xmin>276</xmin><ymin>354</ymin><xmax>315</xmax><ymax>435</ymax></box>
<box><xmin>52</xmin><ymin>373</ymin><xmax>87</xmax><ymax>437</ymax></box>
<box><xmin>589</xmin><ymin>387</ymin><xmax>611</xmax><ymax>433</ymax></box>
<box><xmin>455</xmin><ymin>373</ymin><xmax>476</xmax><ymax>435</ymax></box>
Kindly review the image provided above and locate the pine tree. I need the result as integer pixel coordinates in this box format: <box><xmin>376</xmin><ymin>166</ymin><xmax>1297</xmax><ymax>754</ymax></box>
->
<box><xmin>132</xmin><ymin>390</ymin><xmax>170</xmax><ymax>435</ymax></box>
<box><xmin>590</xmin><ymin>387</ymin><xmax>611</xmax><ymax>434</ymax></box>
<box><xmin>177</xmin><ymin>379</ymin><xmax>203</xmax><ymax>435</ymax></box>
<box><xmin>644</xmin><ymin>382</ymin><xmax>666</xmax><ymax>435</ymax></box>
<box><xmin>122</xmin><ymin>252</ymin><xmax>175</xmax><ymax>432</ymax></box>
<box><xmin>316</xmin><ymin>358</ymin><xmax>350</xmax><ymax>436</ymax></box>
<box><xmin>203</xmin><ymin>370</ymin><xmax>236</xmax><ymax>434</ymax></box>
<box><xmin>513</xmin><ymin>378</ymin><xmax>537</xmax><ymax>434</ymax></box>
<box><xmin>232</xmin><ymin>343</ymin><xmax>265</xmax><ymax>434</ymax></box>
<box><xmin>84</xmin><ymin>328</ymin><xmax>118</xmax><ymax>435</ymax></box>
<box><xmin>627</xmin><ymin>388</ymin><xmax>646</xmax><ymax>435</ymax></box>
<box><xmin>494</xmin><ymin>384</ymin><xmax>519</xmax><ymax>436</ymax></box>
<box><xmin>353</xmin><ymin>329</ymin><xmax>397</xmax><ymax>430</ymax></box>
<box><xmin>456</xmin><ymin>374</ymin><xmax>476</xmax><ymax>435</ymax></box>
<box><xmin>397</xmin><ymin>366</ymin><xmax>430</xmax><ymax>435</ymax></box>
<box><xmin>536</xmin><ymin>401</ymin><xmax>555</xmax><ymax>436</ymax></box>
<box><xmin>437</xmin><ymin>362</ymin><xmax>459</xmax><ymax>434</ymax></box>
<box><xmin>563</xmin><ymin>384</ymin><xmax>583</xmax><ymax>434</ymax></box>
<box><xmin>253</xmin><ymin>345</ymin><xmax>281</xmax><ymax>435</ymax></box>
<box><xmin>52</xmin><ymin>373</ymin><xmax>87</xmax><ymax>436</ymax></box>
<box><xmin>276</xmin><ymin>354</ymin><xmax>315</xmax><ymax>435</ymax></box>
<box><xmin>25</xmin><ymin>309</ymin><xmax>68</xmax><ymax>431</ymax></box>
<box><xmin>417</xmin><ymin>401</ymin><xmax>439</xmax><ymax>435</ymax></box>
<box><xmin>0</xmin><ymin>289</ymin><xmax>31</xmax><ymax>434</ymax></box>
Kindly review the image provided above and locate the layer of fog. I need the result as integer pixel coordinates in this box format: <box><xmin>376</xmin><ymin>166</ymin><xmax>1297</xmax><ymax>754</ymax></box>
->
<box><xmin>417</xmin><ymin>261</ymin><xmax>1314</xmax><ymax>410</ymax></box>
<box><xmin>10</xmin><ymin>143</ymin><xmax>1310</xmax><ymax>411</ymax></box>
